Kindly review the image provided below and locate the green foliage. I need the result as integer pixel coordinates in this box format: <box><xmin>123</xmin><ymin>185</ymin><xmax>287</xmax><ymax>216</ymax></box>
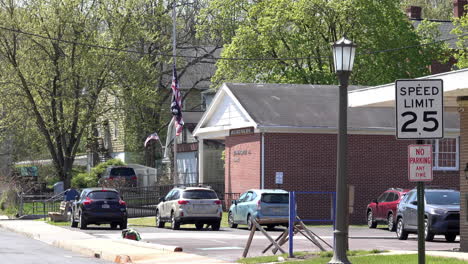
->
<box><xmin>199</xmin><ymin>0</ymin><xmax>445</xmax><ymax>87</ymax></box>
<box><xmin>453</xmin><ymin>13</ymin><xmax>468</xmax><ymax>69</ymax></box>
<box><xmin>71</xmin><ymin>159</ymin><xmax>125</xmax><ymax>188</ymax></box>
<box><xmin>400</xmin><ymin>0</ymin><xmax>453</xmax><ymax>20</ymax></box>
<box><xmin>0</xmin><ymin>189</ymin><xmax>18</xmax><ymax>216</ymax></box>
<box><xmin>0</xmin><ymin>0</ymin><xmax>136</xmax><ymax>188</ymax></box>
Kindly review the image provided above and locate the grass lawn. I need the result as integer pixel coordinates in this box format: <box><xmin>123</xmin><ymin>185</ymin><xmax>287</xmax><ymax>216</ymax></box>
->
<box><xmin>238</xmin><ymin>251</ymin><xmax>466</xmax><ymax>264</ymax></box>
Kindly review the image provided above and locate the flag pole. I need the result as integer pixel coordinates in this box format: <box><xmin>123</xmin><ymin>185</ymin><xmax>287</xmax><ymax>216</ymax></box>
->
<box><xmin>172</xmin><ymin>0</ymin><xmax>178</xmax><ymax>185</ymax></box>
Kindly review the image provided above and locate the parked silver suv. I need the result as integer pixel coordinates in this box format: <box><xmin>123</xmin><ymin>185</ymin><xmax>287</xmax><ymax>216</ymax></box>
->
<box><xmin>156</xmin><ymin>186</ymin><xmax>222</xmax><ymax>230</ymax></box>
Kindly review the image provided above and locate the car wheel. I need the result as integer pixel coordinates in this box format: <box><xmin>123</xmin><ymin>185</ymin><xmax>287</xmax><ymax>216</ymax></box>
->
<box><xmin>228</xmin><ymin>211</ymin><xmax>237</xmax><ymax>228</ymax></box>
<box><xmin>424</xmin><ymin>219</ymin><xmax>434</xmax><ymax>241</ymax></box>
<box><xmin>70</xmin><ymin>210</ymin><xmax>78</xmax><ymax>228</ymax></box>
<box><xmin>387</xmin><ymin>213</ymin><xmax>395</xmax><ymax>232</ymax></box>
<box><xmin>445</xmin><ymin>234</ymin><xmax>457</xmax><ymax>242</ymax></box>
<box><xmin>396</xmin><ymin>218</ymin><xmax>408</xmax><ymax>240</ymax></box>
<box><xmin>195</xmin><ymin>223</ymin><xmax>204</xmax><ymax>230</ymax></box>
<box><xmin>156</xmin><ymin>211</ymin><xmax>165</xmax><ymax>228</ymax></box>
<box><xmin>171</xmin><ymin>212</ymin><xmax>180</xmax><ymax>230</ymax></box>
<box><xmin>211</xmin><ymin>221</ymin><xmax>221</xmax><ymax>231</ymax></box>
<box><xmin>367</xmin><ymin>210</ymin><xmax>377</xmax><ymax>228</ymax></box>
<box><xmin>120</xmin><ymin>220</ymin><xmax>127</xmax><ymax>230</ymax></box>
<box><xmin>79</xmin><ymin>212</ymin><xmax>87</xmax><ymax>230</ymax></box>
<box><xmin>110</xmin><ymin>223</ymin><xmax>118</xmax><ymax>229</ymax></box>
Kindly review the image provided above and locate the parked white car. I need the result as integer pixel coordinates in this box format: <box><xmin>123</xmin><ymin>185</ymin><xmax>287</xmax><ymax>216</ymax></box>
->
<box><xmin>156</xmin><ymin>186</ymin><xmax>223</xmax><ymax>230</ymax></box>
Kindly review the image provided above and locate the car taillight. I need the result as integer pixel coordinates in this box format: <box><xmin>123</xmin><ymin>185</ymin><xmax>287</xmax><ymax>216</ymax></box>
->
<box><xmin>109</xmin><ymin>176</ymin><xmax>114</xmax><ymax>180</ymax></box>
<box><xmin>178</xmin><ymin>200</ymin><xmax>189</xmax><ymax>205</ymax></box>
<box><xmin>214</xmin><ymin>200</ymin><xmax>222</xmax><ymax>205</ymax></box>
<box><xmin>131</xmin><ymin>176</ymin><xmax>137</xmax><ymax>180</ymax></box>
<box><xmin>83</xmin><ymin>197</ymin><xmax>93</xmax><ymax>205</ymax></box>
<box><xmin>257</xmin><ymin>200</ymin><xmax>261</xmax><ymax>210</ymax></box>
<box><xmin>119</xmin><ymin>200</ymin><xmax>126</xmax><ymax>206</ymax></box>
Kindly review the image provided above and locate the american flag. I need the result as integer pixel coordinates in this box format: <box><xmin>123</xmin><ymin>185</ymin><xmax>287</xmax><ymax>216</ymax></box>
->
<box><xmin>144</xmin><ymin>132</ymin><xmax>160</xmax><ymax>147</ymax></box>
<box><xmin>170</xmin><ymin>64</ymin><xmax>184</xmax><ymax>136</ymax></box>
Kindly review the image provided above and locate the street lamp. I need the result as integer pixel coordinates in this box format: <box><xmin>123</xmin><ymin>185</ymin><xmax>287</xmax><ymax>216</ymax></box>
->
<box><xmin>329</xmin><ymin>36</ymin><xmax>356</xmax><ymax>264</ymax></box>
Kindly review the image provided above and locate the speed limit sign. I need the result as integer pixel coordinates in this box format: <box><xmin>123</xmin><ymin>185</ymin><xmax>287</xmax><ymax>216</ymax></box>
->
<box><xmin>396</xmin><ymin>79</ymin><xmax>443</xmax><ymax>139</ymax></box>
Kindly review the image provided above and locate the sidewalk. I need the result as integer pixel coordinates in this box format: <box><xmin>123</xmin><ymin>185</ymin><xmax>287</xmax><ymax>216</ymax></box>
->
<box><xmin>0</xmin><ymin>218</ymin><xmax>230</xmax><ymax>264</ymax></box>
<box><xmin>2</xmin><ymin>217</ymin><xmax>468</xmax><ymax>263</ymax></box>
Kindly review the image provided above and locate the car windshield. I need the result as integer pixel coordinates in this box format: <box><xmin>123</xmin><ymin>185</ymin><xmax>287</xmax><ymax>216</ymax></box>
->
<box><xmin>88</xmin><ymin>191</ymin><xmax>119</xmax><ymax>200</ymax></box>
<box><xmin>426</xmin><ymin>191</ymin><xmax>460</xmax><ymax>205</ymax></box>
<box><xmin>261</xmin><ymin>193</ymin><xmax>289</xmax><ymax>204</ymax></box>
<box><xmin>183</xmin><ymin>190</ymin><xmax>218</xmax><ymax>199</ymax></box>
<box><xmin>110</xmin><ymin>168</ymin><xmax>135</xmax><ymax>176</ymax></box>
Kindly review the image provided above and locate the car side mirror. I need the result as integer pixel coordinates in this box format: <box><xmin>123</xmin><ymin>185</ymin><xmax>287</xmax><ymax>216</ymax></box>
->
<box><xmin>159</xmin><ymin>197</ymin><xmax>165</xmax><ymax>202</ymax></box>
<box><xmin>411</xmin><ymin>201</ymin><xmax>418</xmax><ymax>205</ymax></box>
<box><xmin>372</xmin><ymin>199</ymin><xmax>378</xmax><ymax>204</ymax></box>
<box><xmin>232</xmin><ymin>200</ymin><xmax>237</xmax><ymax>205</ymax></box>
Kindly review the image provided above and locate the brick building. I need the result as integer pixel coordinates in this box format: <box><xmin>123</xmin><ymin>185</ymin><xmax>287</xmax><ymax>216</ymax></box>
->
<box><xmin>194</xmin><ymin>80</ymin><xmax>461</xmax><ymax>225</ymax></box>
<box><xmin>350</xmin><ymin>68</ymin><xmax>468</xmax><ymax>250</ymax></box>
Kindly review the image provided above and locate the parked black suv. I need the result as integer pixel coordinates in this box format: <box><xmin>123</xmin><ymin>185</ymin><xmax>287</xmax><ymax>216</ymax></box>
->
<box><xmin>101</xmin><ymin>166</ymin><xmax>137</xmax><ymax>187</ymax></box>
<box><xmin>396</xmin><ymin>188</ymin><xmax>460</xmax><ymax>242</ymax></box>
<box><xmin>70</xmin><ymin>188</ymin><xmax>128</xmax><ymax>230</ymax></box>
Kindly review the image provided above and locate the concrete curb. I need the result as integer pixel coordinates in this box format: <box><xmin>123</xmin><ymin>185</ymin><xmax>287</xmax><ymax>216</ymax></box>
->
<box><xmin>112</xmin><ymin>238</ymin><xmax>183</xmax><ymax>252</ymax></box>
<box><xmin>52</xmin><ymin>239</ymin><xmax>120</xmax><ymax>263</ymax></box>
<box><xmin>0</xmin><ymin>221</ymin><xmax>39</xmax><ymax>240</ymax></box>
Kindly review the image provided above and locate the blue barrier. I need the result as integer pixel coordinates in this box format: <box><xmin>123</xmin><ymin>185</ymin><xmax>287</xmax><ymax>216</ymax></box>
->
<box><xmin>288</xmin><ymin>191</ymin><xmax>336</xmax><ymax>258</ymax></box>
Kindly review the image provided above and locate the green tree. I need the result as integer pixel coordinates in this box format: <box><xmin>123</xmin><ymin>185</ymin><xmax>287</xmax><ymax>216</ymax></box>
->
<box><xmin>453</xmin><ymin>11</ymin><xmax>468</xmax><ymax>68</ymax></box>
<box><xmin>400</xmin><ymin>0</ymin><xmax>453</xmax><ymax>20</ymax></box>
<box><xmin>199</xmin><ymin>0</ymin><xmax>447</xmax><ymax>87</ymax></box>
<box><xmin>0</xmin><ymin>0</ymin><xmax>135</xmax><ymax>188</ymax></box>
<box><xmin>112</xmin><ymin>0</ymin><xmax>221</xmax><ymax>165</ymax></box>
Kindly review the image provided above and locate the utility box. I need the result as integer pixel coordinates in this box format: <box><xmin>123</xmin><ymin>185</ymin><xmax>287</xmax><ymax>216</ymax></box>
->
<box><xmin>53</xmin><ymin>181</ymin><xmax>64</xmax><ymax>194</ymax></box>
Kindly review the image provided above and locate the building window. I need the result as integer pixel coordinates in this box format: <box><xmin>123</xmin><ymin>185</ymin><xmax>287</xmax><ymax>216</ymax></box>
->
<box><xmin>423</xmin><ymin>137</ymin><xmax>459</xmax><ymax>170</ymax></box>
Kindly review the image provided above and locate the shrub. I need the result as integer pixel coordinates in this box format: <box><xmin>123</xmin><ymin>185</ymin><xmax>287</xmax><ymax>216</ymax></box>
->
<box><xmin>71</xmin><ymin>159</ymin><xmax>125</xmax><ymax>188</ymax></box>
<box><xmin>0</xmin><ymin>189</ymin><xmax>18</xmax><ymax>216</ymax></box>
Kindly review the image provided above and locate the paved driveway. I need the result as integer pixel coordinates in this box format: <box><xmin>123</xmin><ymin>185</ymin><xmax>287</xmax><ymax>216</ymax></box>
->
<box><xmin>62</xmin><ymin>224</ymin><xmax>459</xmax><ymax>262</ymax></box>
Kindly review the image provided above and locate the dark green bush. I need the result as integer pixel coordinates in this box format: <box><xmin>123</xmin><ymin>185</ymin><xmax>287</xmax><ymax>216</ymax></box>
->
<box><xmin>71</xmin><ymin>159</ymin><xmax>125</xmax><ymax>188</ymax></box>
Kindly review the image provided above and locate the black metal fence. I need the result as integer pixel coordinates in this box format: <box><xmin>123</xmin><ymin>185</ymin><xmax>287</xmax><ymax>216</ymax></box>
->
<box><xmin>116</xmin><ymin>182</ymin><xmax>227</xmax><ymax>218</ymax></box>
<box><xmin>15</xmin><ymin>182</ymin><xmax>234</xmax><ymax>219</ymax></box>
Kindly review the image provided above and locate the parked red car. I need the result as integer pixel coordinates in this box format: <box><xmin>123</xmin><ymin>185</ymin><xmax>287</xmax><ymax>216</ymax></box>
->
<box><xmin>367</xmin><ymin>188</ymin><xmax>409</xmax><ymax>231</ymax></box>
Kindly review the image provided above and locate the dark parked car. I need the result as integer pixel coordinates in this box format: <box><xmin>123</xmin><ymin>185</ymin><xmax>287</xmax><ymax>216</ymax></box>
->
<box><xmin>396</xmin><ymin>188</ymin><xmax>460</xmax><ymax>242</ymax></box>
<box><xmin>367</xmin><ymin>188</ymin><xmax>409</xmax><ymax>231</ymax></box>
<box><xmin>101</xmin><ymin>166</ymin><xmax>137</xmax><ymax>187</ymax></box>
<box><xmin>70</xmin><ymin>188</ymin><xmax>127</xmax><ymax>230</ymax></box>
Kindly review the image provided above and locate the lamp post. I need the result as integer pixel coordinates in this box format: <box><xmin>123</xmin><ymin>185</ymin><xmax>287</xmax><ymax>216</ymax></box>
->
<box><xmin>329</xmin><ymin>36</ymin><xmax>356</xmax><ymax>264</ymax></box>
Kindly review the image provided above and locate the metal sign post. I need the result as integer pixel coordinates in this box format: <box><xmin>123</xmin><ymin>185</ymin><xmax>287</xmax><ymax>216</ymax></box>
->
<box><xmin>396</xmin><ymin>79</ymin><xmax>443</xmax><ymax>264</ymax></box>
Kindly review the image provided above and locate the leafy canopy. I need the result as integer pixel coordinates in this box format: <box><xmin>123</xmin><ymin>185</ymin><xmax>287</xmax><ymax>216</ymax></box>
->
<box><xmin>199</xmin><ymin>0</ymin><xmax>447</xmax><ymax>87</ymax></box>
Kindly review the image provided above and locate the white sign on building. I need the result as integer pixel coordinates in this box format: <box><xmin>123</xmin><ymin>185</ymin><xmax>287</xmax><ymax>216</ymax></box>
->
<box><xmin>408</xmin><ymin>145</ymin><xmax>433</xmax><ymax>182</ymax></box>
<box><xmin>275</xmin><ymin>172</ymin><xmax>283</xmax><ymax>185</ymax></box>
<box><xmin>396</xmin><ymin>79</ymin><xmax>443</xmax><ymax>139</ymax></box>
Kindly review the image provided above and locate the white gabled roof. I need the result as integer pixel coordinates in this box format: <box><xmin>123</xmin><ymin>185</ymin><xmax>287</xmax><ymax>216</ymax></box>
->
<box><xmin>193</xmin><ymin>84</ymin><xmax>257</xmax><ymax>139</ymax></box>
<box><xmin>349</xmin><ymin>68</ymin><xmax>468</xmax><ymax>110</ymax></box>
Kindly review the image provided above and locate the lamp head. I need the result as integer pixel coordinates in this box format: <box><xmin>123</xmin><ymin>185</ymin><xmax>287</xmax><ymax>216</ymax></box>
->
<box><xmin>332</xmin><ymin>36</ymin><xmax>357</xmax><ymax>73</ymax></box>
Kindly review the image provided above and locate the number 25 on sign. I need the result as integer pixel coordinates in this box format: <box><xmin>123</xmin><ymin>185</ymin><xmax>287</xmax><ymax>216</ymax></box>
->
<box><xmin>396</xmin><ymin>79</ymin><xmax>443</xmax><ymax>139</ymax></box>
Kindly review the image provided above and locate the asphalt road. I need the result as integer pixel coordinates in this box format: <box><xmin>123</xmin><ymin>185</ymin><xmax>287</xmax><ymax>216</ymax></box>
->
<box><xmin>0</xmin><ymin>227</ymin><xmax>112</xmax><ymax>264</ymax></box>
<box><xmin>62</xmin><ymin>222</ymin><xmax>460</xmax><ymax>262</ymax></box>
